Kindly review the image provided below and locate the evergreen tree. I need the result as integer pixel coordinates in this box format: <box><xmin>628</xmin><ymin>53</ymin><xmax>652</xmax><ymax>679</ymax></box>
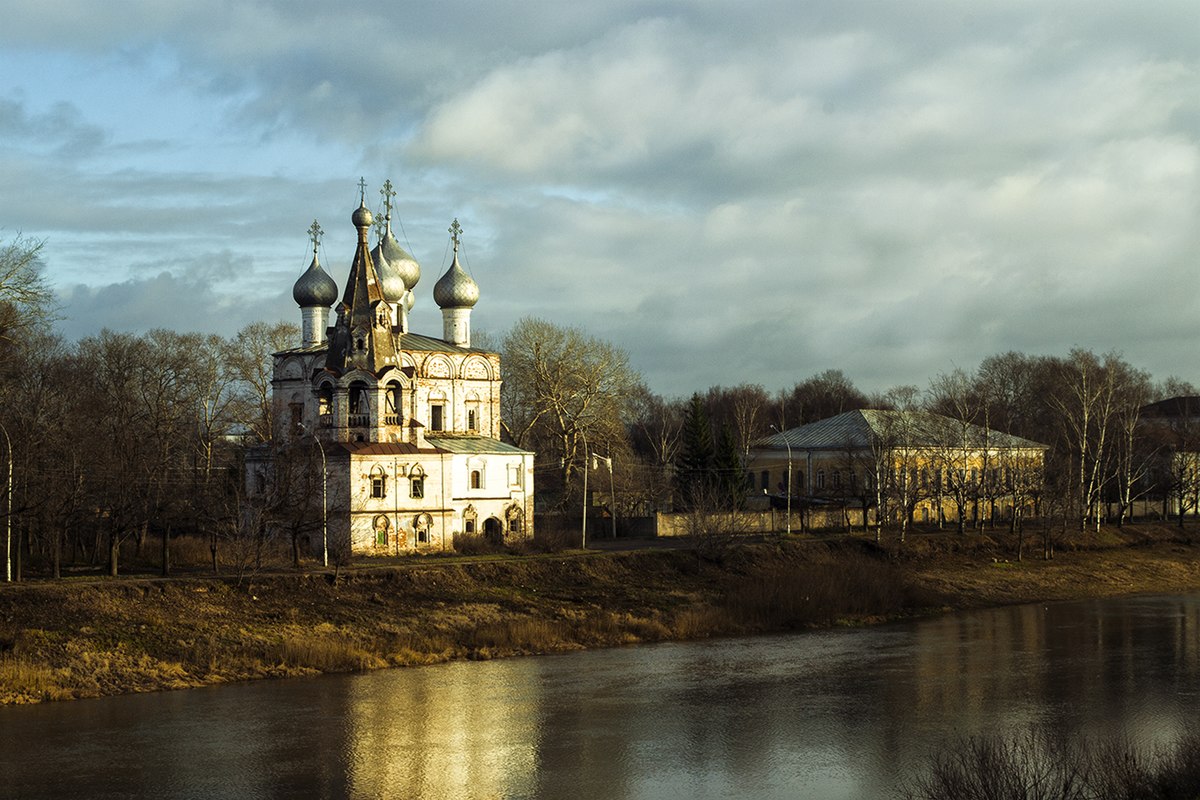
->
<box><xmin>714</xmin><ymin>421</ymin><xmax>750</xmax><ymax>510</ymax></box>
<box><xmin>676</xmin><ymin>393</ymin><xmax>715</xmax><ymax>509</ymax></box>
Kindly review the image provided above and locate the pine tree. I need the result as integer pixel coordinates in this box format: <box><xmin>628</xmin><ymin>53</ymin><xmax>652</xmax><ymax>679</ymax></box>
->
<box><xmin>676</xmin><ymin>393</ymin><xmax>715</xmax><ymax>509</ymax></box>
<box><xmin>714</xmin><ymin>421</ymin><xmax>749</xmax><ymax>510</ymax></box>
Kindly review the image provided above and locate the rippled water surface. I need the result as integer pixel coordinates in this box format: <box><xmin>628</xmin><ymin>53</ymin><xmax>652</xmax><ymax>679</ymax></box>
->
<box><xmin>4</xmin><ymin>595</ymin><xmax>1200</xmax><ymax>799</ymax></box>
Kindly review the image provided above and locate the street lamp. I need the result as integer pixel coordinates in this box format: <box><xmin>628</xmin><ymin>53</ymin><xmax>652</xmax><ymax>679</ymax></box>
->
<box><xmin>1</xmin><ymin>422</ymin><xmax>11</xmax><ymax>582</ymax></box>
<box><xmin>298</xmin><ymin>423</ymin><xmax>328</xmax><ymax>567</ymax></box>
<box><xmin>770</xmin><ymin>424</ymin><xmax>792</xmax><ymax>536</ymax></box>
<box><xmin>592</xmin><ymin>454</ymin><xmax>617</xmax><ymax>539</ymax></box>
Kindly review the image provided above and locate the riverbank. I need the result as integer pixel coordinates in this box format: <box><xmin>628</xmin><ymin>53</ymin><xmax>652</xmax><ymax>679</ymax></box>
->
<box><xmin>2</xmin><ymin>524</ymin><xmax>1199</xmax><ymax>705</ymax></box>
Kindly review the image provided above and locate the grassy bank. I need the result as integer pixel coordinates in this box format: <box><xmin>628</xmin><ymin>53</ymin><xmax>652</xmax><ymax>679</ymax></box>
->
<box><xmin>2</xmin><ymin>524</ymin><xmax>1199</xmax><ymax>705</ymax></box>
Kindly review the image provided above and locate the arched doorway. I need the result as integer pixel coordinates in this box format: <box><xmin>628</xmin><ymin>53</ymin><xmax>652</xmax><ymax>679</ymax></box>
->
<box><xmin>483</xmin><ymin>517</ymin><xmax>503</xmax><ymax>545</ymax></box>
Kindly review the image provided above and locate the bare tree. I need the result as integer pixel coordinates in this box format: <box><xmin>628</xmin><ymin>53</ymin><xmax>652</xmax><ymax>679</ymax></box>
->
<box><xmin>500</xmin><ymin>317</ymin><xmax>643</xmax><ymax>511</ymax></box>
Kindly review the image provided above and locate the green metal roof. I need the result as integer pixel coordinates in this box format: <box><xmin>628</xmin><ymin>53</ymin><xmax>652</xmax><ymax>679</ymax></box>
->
<box><xmin>424</xmin><ymin>435</ymin><xmax>532</xmax><ymax>455</ymax></box>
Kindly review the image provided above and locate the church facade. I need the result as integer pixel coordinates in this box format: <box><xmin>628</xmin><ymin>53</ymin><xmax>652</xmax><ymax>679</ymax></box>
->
<box><xmin>259</xmin><ymin>181</ymin><xmax>533</xmax><ymax>555</ymax></box>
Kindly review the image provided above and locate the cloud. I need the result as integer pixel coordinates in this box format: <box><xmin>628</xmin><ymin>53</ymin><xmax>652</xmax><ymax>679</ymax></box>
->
<box><xmin>0</xmin><ymin>1</ymin><xmax>1197</xmax><ymax>399</ymax></box>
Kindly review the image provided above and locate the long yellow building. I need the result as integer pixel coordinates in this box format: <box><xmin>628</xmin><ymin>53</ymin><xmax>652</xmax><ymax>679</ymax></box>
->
<box><xmin>748</xmin><ymin>409</ymin><xmax>1046</xmax><ymax>527</ymax></box>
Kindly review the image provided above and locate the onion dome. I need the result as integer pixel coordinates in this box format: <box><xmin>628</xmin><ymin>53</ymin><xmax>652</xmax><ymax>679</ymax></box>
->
<box><xmin>293</xmin><ymin>220</ymin><xmax>338</xmax><ymax>307</ymax></box>
<box><xmin>352</xmin><ymin>202</ymin><xmax>373</xmax><ymax>229</ymax></box>
<box><xmin>369</xmin><ymin>241</ymin><xmax>407</xmax><ymax>304</ymax></box>
<box><xmin>433</xmin><ymin>219</ymin><xmax>479</xmax><ymax>309</ymax></box>
<box><xmin>380</xmin><ymin>229</ymin><xmax>421</xmax><ymax>291</ymax></box>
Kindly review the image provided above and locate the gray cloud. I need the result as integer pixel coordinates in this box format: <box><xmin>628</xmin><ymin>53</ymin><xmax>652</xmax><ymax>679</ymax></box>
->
<box><xmin>2</xmin><ymin>0</ymin><xmax>1196</xmax><ymax>398</ymax></box>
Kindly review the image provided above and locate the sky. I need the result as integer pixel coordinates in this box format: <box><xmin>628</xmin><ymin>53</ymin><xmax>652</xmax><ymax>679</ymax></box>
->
<box><xmin>1</xmin><ymin>1</ymin><xmax>1197</xmax><ymax>398</ymax></box>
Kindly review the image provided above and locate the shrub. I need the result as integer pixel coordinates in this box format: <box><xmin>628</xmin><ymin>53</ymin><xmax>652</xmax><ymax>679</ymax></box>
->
<box><xmin>902</xmin><ymin>727</ymin><xmax>1200</xmax><ymax>800</ymax></box>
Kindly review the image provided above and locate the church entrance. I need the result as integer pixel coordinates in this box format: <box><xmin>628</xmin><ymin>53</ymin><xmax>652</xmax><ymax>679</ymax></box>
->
<box><xmin>483</xmin><ymin>517</ymin><xmax>503</xmax><ymax>545</ymax></box>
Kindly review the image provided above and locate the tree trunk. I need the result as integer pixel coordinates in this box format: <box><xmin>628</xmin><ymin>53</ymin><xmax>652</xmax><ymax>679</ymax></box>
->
<box><xmin>108</xmin><ymin>531</ymin><xmax>119</xmax><ymax>577</ymax></box>
<box><xmin>161</xmin><ymin>523</ymin><xmax>171</xmax><ymax>577</ymax></box>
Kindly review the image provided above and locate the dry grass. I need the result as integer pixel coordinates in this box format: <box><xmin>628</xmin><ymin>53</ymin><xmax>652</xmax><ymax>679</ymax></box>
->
<box><xmin>4</xmin><ymin>530</ymin><xmax>1200</xmax><ymax>705</ymax></box>
<box><xmin>268</xmin><ymin>634</ymin><xmax>385</xmax><ymax>672</ymax></box>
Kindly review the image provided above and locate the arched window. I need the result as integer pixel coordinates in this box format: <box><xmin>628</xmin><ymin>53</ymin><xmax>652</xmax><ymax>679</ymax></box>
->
<box><xmin>410</xmin><ymin>466</ymin><xmax>426</xmax><ymax>499</ymax></box>
<box><xmin>761</xmin><ymin>470</ymin><xmax>770</xmax><ymax>491</ymax></box>
<box><xmin>505</xmin><ymin>504</ymin><xmax>524</xmax><ymax>534</ymax></box>
<box><xmin>372</xmin><ymin>515</ymin><xmax>390</xmax><ymax>546</ymax></box>
<box><xmin>348</xmin><ymin>381</ymin><xmax>369</xmax><ymax>427</ymax></box>
<box><xmin>470</xmin><ymin>469</ymin><xmax>482</xmax><ymax>489</ymax></box>
<box><xmin>384</xmin><ymin>381</ymin><xmax>402</xmax><ymax>426</ymax></box>
<box><xmin>466</xmin><ymin>395</ymin><xmax>481</xmax><ymax>432</ymax></box>
<box><xmin>816</xmin><ymin>470</ymin><xmax>826</xmax><ymax>490</ymax></box>
<box><xmin>463</xmin><ymin>505</ymin><xmax>478</xmax><ymax>534</ymax></box>
<box><xmin>317</xmin><ymin>383</ymin><xmax>333</xmax><ymax>426</ymax></box>
<box><xmin>369</xmin><ymin>465</ymin><xmax>387</xmax><ymax>499</ymax></box>
<box><xmin>414</xmin><ymin>512</ymin><xmax>432</xmax><ymax>544</ymax></box>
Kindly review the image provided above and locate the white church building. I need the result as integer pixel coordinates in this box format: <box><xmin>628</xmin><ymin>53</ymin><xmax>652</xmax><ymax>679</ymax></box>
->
<box><xmin>257</xmin><ymin>180</ymin><xmax>534</xmax><ymax>555</ymax></box>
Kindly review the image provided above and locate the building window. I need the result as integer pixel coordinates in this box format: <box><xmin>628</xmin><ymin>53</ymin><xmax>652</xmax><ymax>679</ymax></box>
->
<box><xmin>761</xmin><ymin>470</ymin><xmax>770</xmax><ymax>491</ymax></box>
<box><xmin>411</xmin><ymin>476</ymin><xmax>424</xmax><ymax>498</ymax></box>
<box><xmin>317</xmin><ymin>384</ymin><xmax>333</xmax><ymax>426</ymax></box>
<box><xmin>415</xmin><ymin>513</ymin><xmax>432</xmax><ymax>543</ymax></box>
<box><xmin>430</xmin><ymin>403</ymin><xmax>445</xmax><ymax>431</ymax></box>
<box><xmin>470</xmin><ymin>469</ymin><xmax>482</xmax><ymax>489</ymax></box>
<box><xmin>465</xmin><ymin>517</ymin><xmax>475</xmax><ymax>533</ymax></box>
<box><xmin>370</xmin><ymin>466</ymin><xmax>387</xmax><ymax>499</ymax></box>
<box><xmin>290</xmin><ymin>403</ymin><xmax>303</xmax><ymax>434</ymax></box>
<box><xmin>816</xmin><ymin>470</ymin><xmax>825</xmax><ymax>490</ymax></box>
<box><xmin>373</xmin><ymin>515</ymin><xmax>390</xmax><ymax>546</ymax></box>
<box><xmin>833</xmin><ymin>470</ymin><xmax>842</xmax><ymax>489</ymax></box>
<box><xmin>467</xmin><ymin>408</ymin><xmax>478</xmax><ymax>431</ymax></box>
<box><xmin>384</xmin><ymin>382</ymin><xmax>402</xmax><ymax>426</ymax></box>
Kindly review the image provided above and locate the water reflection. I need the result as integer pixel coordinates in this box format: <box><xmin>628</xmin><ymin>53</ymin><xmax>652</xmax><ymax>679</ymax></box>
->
<box><xmin>2</xmin><ymin>596</ymin><xmax>1200</xmax><ymax>799</ymax></box>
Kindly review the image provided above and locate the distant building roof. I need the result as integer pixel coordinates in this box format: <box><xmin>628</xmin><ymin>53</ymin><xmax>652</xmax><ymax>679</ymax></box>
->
<box><xmin>1141</xmin><ymin>396</ymin><xmax>1200</xmax><ymax>419</ymax></box>
<box><xmin>756</xmin><ymin>409</ymin><xmax>1046</xmax><ymax>452</ymax></box>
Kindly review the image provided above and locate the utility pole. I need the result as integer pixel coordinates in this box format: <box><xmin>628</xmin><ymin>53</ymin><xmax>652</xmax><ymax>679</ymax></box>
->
<box><xmin>770</xmin><ymin>424</ymin><xmax>792</xmax><ymax>536</ymax></box>
<box><xmin>1</xmin><ymin>422</ymin><xmax>11</xmax><ymax>582</ymax></box>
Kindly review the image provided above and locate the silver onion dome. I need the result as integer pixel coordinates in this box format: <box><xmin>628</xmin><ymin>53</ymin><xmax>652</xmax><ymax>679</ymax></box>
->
<box><xmin>369</xmin><ymin>242</ymin><xmax>407</xmax><ymax>303</ymax></box>
<box><xmin>293</xmin><ymin>254</ymin><xmax>338</xmax><ymax>308</ymax></box>
<box><xmin>433</xmin><ymin>250</ymin><xmax>479</xmax><ymax>309</ymax></box>
<box><xmin>380</xmin><ymin>230</ymin><xmax>421</xmax><ymax>291</ymax></box>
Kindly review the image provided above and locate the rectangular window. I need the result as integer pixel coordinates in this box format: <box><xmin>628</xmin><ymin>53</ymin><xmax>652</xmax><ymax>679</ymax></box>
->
<box><xmin>467</xmin><ymin>408</ymin><xmax>478</xmax><ymax>431</ymax></box>
<box><xmin>371</xmin><ymin>476</ymin><xmax>386</xmax><ymax>498</ymax></box>
<box><xmin>411</xmin><ymin>477</ymin><xmax>425</xmax><ymax>498</ymax></box>
<box><xmin>465</xmin><ymin>518</ymin><xmax>475</xmax><ymax>533</ymax></box>
<box><xmin>431</xmin><ymin>404</ymin><xmax>445</xmax><ymax>431</ymax></box>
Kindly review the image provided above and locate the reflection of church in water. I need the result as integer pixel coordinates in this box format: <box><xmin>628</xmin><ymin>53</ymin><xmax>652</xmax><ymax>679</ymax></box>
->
<box><xmin>263</xmin><ymin>179</ymin><xmax>533</xmax><ymax>554</ymax></box>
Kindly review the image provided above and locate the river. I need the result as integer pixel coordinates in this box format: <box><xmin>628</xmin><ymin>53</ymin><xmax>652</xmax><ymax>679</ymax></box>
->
<box><xmin>3</xmin><ymin>594</ymin><xmax>1199</xmax><ymax>799</ymax></box>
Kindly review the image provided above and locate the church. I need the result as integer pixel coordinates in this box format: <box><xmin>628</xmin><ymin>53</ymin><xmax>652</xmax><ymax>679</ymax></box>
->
<box><xmin>259</xmin><ymin>180</ymin><xmax>534</xmax><ymax>555</ymax></box>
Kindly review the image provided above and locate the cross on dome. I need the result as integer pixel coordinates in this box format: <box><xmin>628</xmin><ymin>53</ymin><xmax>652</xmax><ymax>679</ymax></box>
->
<box><xmin>357</xmin><ymin>176</ymin><xmax>368</xmax><ymax>203</ymax></box>
<box><xmin>379</xmin><ymin>179</ymin><xmax>396</xmax><ymax>220</ymax></box>
<box><xmin>449</xmin><ymin>218</ymin><xmax>463</xmax><ymax>252</ymax></box>
<box><xmin>308</xmin><ymin>219</ymin><xmax>323</xmax><ymax>255</ymax></box>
